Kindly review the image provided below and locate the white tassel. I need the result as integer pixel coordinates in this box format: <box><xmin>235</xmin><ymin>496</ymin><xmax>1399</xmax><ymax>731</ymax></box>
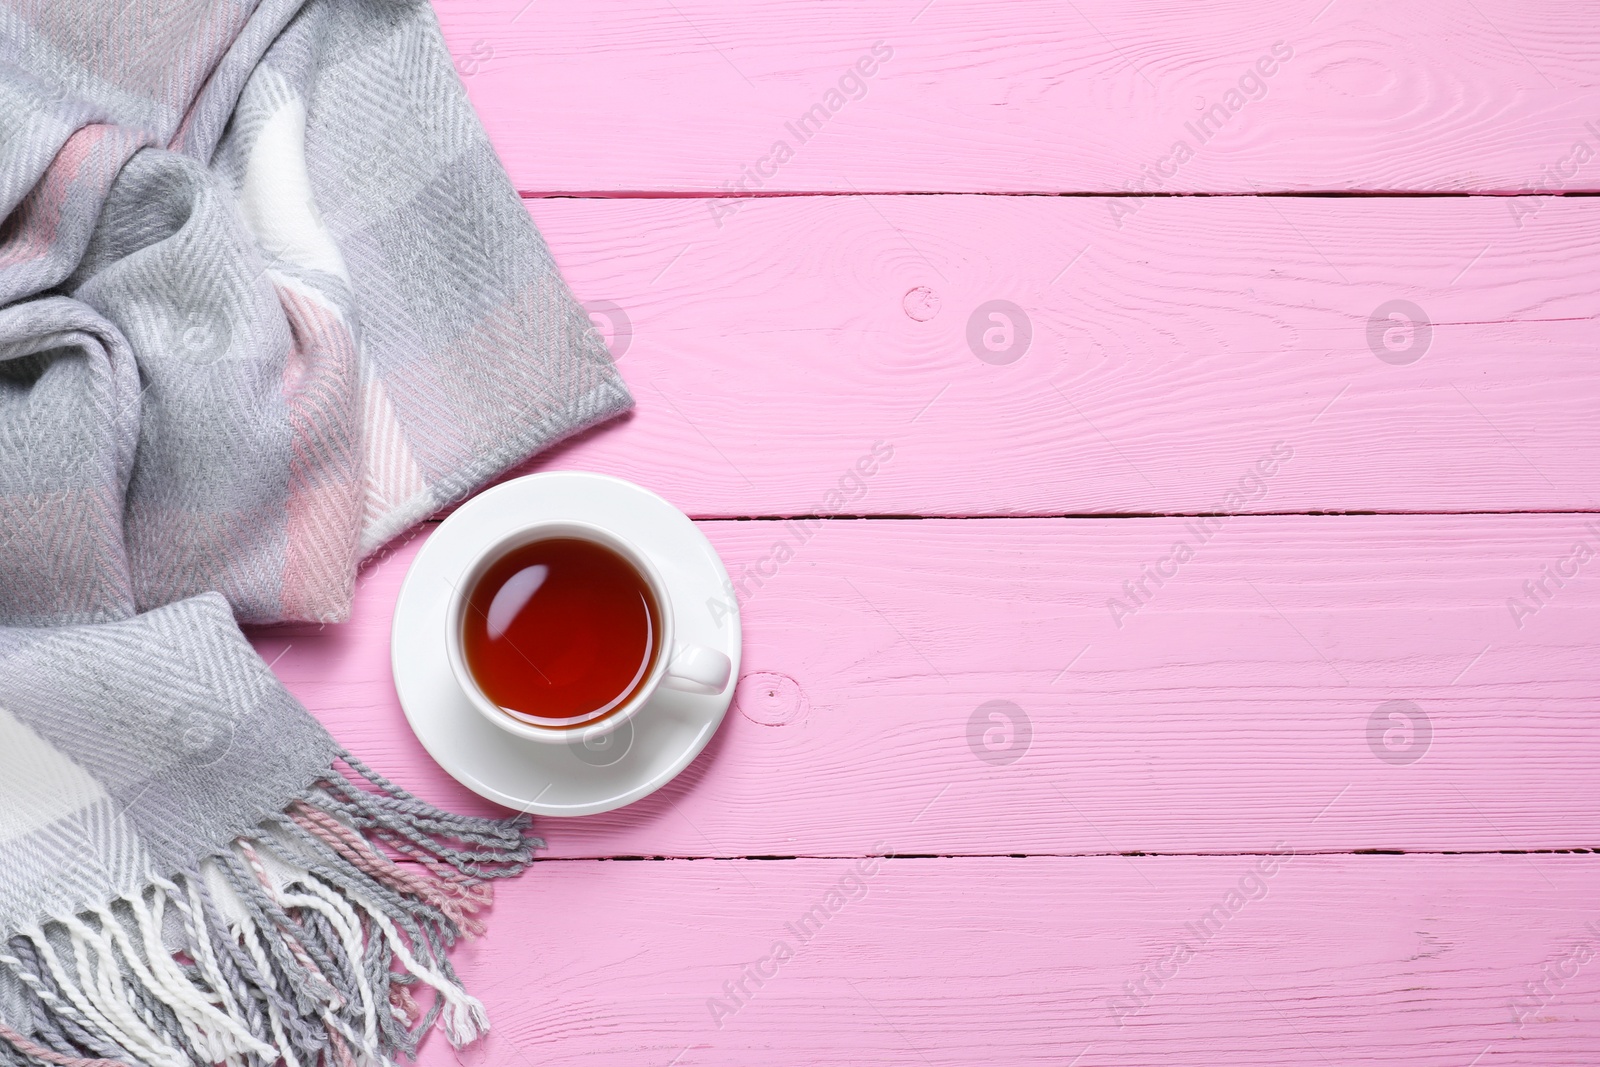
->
<box><xmin>86</xmin><ymin>904</ymin><xmax>218</xmax><ymax>1064</ymax></box>
<box><xmin>173</xmin><ymin>869</ymin><xmax>259</xmax><ymax>1062</ymax></box>
<box><xmin>119</xmin><ymin>894</ymin><xmax>279</xmax><ymax>1062</ymax></box>
<box><xmin>278</xmin><ymin>877</ymin><xmax>380</xmax><ymax>1057</ymax></box>
<box><xmin>0</xmin><ymin>772</ymin><xmax>530</xmax><ymax>1067</ymax></box>
<box><xmin>241</xmin><ymin>841</ymin><xmax>385</xmax><ymax>1063</ymax></box>
<box><xmin>27</xmin><ymin>923</ymin><xmax>182</xmax><ymax>1067</ymax></box>
<box><xmin>61</xmin><ymin>914</ymin><xmax>188</xmax><ymax>1067</ymax></box>
<box><xmin>353</xmin><ymin>898</ymin><xmax>488</xmax><ymax>1047</ymax></box>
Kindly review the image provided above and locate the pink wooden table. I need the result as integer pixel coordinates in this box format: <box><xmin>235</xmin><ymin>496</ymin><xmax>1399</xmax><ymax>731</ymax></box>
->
<box><xmin>254</xmin><ymin>2</ymin><xmax>1600</xmax><ymax>1062</ymax></box>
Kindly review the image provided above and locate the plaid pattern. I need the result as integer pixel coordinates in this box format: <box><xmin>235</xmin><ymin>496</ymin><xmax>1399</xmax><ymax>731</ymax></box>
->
<box><xmin>0</xmin><ymin>0</ymin><xmax>631</xmax><ymax>1050</ymax></box>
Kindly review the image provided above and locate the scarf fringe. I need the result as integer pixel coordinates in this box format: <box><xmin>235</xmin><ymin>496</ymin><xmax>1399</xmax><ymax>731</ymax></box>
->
<box><xmin>0</xmin><ymin>753</ymin><xmax>538</xmax><ymax>1067</ymax></box>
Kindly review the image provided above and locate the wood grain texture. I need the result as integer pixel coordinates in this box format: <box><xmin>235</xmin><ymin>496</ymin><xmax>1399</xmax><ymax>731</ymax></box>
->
<box><xmin>343</xmin><ymin>9</ymin><xmax>1600</xmax><ymax>1058</ymax></box>
<box><xmin>414</xmin><ymin>855</ymin><xmax>1600</xmax><ymax>1065</ymax></box>
<box><xmin>433</xmin><ymin>0</ymin><xmax>1600</xmax><ymax>194</ymax></box>
<box><xmin>254</xmin><ymin>514</ymin><xmax>1600</xmax><ymax>857</ymax></box>
<box><xmin>513</xmin><ymin>193</ymin><xmax>1600</xmax><ymax>516</ymax></box>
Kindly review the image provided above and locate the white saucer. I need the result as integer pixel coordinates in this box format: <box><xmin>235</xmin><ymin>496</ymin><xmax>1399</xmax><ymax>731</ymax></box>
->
<box><xmin>390</xmin><ymin>472</ymin><xmax>742</xmax><ymax>816</ymax></box>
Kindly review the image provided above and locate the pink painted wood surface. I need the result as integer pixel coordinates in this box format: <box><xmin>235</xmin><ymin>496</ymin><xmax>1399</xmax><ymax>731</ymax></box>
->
<box><xmin>301</xmin><ymin>3</ymin><xmax>1600</xmax><ymax>1061</ymax></box>
<box><xmin>412</xmin><ymin>855</ymin><xmax>1600</xmax><ymax>1065</ymax></box>
<box><xmin>434</xmin><ymin>0</ymin><xmax>1600</xmax><ymax>194</ymax></box>
<box><xmin>254</xmin><ymin>513</ymin><xmax>1600</xmax><ymax>856</ymax></box>
<box><xmin>513</xmin><ymin>194</ymin><xmax>1600</xmax><ymax>516</ymax></box>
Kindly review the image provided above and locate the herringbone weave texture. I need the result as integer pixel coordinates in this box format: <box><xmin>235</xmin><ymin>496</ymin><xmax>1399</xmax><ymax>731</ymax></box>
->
<box><xmin>0</xmin><ymin>2</ymin><xmax>632</xmax><ymax>1063</ymax></box>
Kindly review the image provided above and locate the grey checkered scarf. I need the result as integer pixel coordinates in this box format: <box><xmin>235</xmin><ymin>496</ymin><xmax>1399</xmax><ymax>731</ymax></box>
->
<box><xmin>0</xmin><ymin>1</ymin><xmax>631</xmax><ymax>1063</ymax></box>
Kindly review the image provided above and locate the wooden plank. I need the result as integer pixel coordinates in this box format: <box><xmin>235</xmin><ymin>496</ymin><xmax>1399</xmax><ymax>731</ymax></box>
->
<box><xmin>434</xmin><ymin>0</ymin><xmax>1600</xmax><ymax>194</ymax></box>
<box><xmin>513</xmin><ymin>193</ymin><xmax>1600</xmax><ymax>516</ymax></box>
<box><xmin>255</xmin><ymin>514</ymin><xmax>1600</xmax><ymax>857</ymax></box>
<box><xmin>415</xmin><ymin>854</ymin><xmax>1600</xmax><ymax>1065</ymax></box>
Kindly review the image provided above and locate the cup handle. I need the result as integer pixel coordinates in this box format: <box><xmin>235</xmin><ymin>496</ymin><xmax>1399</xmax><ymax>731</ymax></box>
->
<box><xmin>662</xmin><ymin>642</ymin><xmax>732</xmax><ymax>694</ymax></box>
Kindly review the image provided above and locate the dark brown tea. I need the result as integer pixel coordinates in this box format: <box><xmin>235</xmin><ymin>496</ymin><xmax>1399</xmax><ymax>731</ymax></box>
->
<box><xmin>461</xmin><ymin>537</ymin><xmax>660</xmax><ymax>725</ymax></box>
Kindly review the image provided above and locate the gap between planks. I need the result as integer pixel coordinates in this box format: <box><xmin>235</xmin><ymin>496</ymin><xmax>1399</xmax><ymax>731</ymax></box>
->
<box><xmin>282</xmin><ymin>515</ymin><xmax>1600</xmax><ymax>859</ymax></box>
<box><xmin>427</xmin><ymin>512</ymin><xmax>1600</xmax><ymax>525</ymax></box>
<box><xmin>394</xmin><ymin>849</ymin><xmax>1600</xmax><ymax>865</ymax></box>
<box><xmin>438</xmin><ymin>0</ymin><xmax>1600</xmax><ymax>196</ymax></box>
<box><xmin>511</xmin><ymin>193</ymin><xmax>1600</xmax><ymax>515</ymax></box>
<box><xmin>519</xmin><ymin>190</ymin><xmax>1600</xmax><ymax>200</ymax></box>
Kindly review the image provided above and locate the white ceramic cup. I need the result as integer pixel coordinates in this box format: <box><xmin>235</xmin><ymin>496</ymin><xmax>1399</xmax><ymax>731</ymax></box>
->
<box><xmin>446</xmin><ymin>520</ymin><xmax>732</xmax><ymax>745</ymax></box>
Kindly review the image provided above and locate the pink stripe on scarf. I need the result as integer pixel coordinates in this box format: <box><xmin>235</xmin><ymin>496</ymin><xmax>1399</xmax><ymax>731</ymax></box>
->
<box><xmin>274</xmin><ymin>286</ymin><xmax>362</xmax><ymax>623</ymax></box>
<box><xmin>376</xmin><ymin>833</ymin><xmax>495</xmax><ymax>902</ymax></box>
<box><xmin>0</xmin><ymin>124</ymin><xmax>137</xmax><ymax>274</ymax></box>
<box><xmin>290</xmin><ymin>803</ymin><xmax>488</xmax><ymax>935</ymax></box>
<box><xmin>0</xmin><ymin>1022</ymin><xmax>129</xmax><ymax>1067</ymax></box>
